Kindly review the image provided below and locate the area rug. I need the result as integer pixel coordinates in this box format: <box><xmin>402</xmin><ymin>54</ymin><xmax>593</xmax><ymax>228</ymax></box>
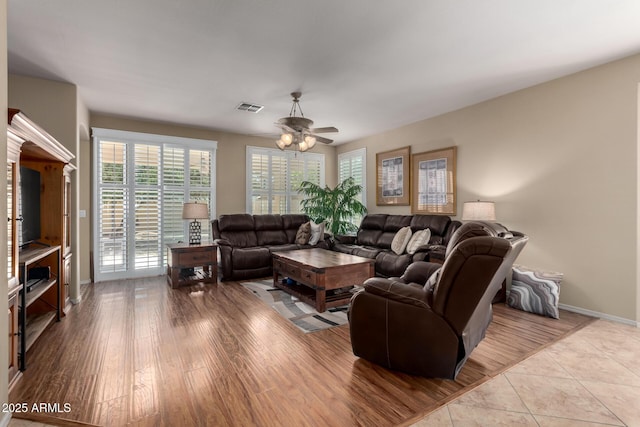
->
<box><xmin>240</xmin><ymin>279</ymin><xmax>353</xmax><ymax>333</ymax></box>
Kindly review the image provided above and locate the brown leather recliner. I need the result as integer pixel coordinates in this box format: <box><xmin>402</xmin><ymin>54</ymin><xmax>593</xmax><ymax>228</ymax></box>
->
<box><xmin>348</xmin><ymin>233</ymin><xmax>513</xmax><ymax>379</ymax></box>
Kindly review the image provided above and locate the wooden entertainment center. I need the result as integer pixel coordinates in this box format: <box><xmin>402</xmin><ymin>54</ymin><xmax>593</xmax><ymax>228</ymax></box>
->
<box><xmin>6</xmin><ymin>109</ymin><xmax>75</xmax><ymax>388</ymax></box>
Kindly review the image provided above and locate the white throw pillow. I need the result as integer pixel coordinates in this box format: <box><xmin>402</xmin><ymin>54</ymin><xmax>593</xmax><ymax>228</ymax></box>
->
<box><xmin>308</xmin><ymin>220</ymin><xmax>325</xmax><ymax>245</ymax></box>
<box><xmin>391</xmin><ymin>226</ymin><xmax>412</xmax><ymax>255</ymax></box>
<box><xmin>406</xmin><ymin>229</ymin><xmax>432</xmax><ymax>255</ymax></box>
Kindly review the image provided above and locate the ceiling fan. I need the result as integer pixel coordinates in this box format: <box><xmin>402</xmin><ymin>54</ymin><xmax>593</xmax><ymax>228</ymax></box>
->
<box><xmin>275</xmin><ymin>91</ymin><xmax>338</xmax><ymax>152</ymax></box>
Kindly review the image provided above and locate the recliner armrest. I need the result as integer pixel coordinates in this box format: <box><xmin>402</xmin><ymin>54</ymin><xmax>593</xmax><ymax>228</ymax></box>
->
<box><xmin>363</xmin><ymin>278</ymin><xmax>430</xmax><ymax>309</ymax></box>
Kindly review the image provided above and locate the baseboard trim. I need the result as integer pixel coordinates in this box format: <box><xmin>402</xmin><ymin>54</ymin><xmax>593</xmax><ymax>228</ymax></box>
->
<box><xmin>70</xmin><ymin>296</ymin><xmax>82</xmax><ymax>304</ymax></box>
<box><xmin>558</xmin><ymin>303</ymin><xmax>639</xmax><ymax>327</ymax></box>
<box><xmin>80</xmin><ymin>279</ymin><xmax>92</xmax><ymax>285</ymax></box>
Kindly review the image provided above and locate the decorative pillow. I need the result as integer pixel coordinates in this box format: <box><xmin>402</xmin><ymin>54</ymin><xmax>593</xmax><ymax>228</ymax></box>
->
<box><xmin>507</xmin><ymin>265</ymin><xmax>562</xmax><ymax>319</ymax></box>
<box><xmin>406</xmin><ymin>229</ymin><xmax>432</xmax><ymax>255</ymax></box>
<box><xmin>308</xmin><ymin>220</ymin><xmax>325</xmax><ymax>245</ymax></box>
<box><xmin>391</xmin><ymin>226</ymin><xmax>412</xmax><ymax>255</ymax></box>
<box><xmin>295</xmin><ymin>222</ymin><xmax>311</xmax><ymax>245</ymax></box>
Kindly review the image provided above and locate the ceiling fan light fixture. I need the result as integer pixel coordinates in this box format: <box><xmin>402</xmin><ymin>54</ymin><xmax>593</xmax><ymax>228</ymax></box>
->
<box><xmin>274</xmin><ymin>92</ymin><xmax>338</xmax><ymax>152</ymax></box>
<box><xmin>281</xmin><ymin>133</ymin><xmax>293</xmax><ymax>146</ymax></box>
<box><xmin>304</xmin><ymin>135</ymin><xmax>316</xmax><ymax>149</ymax></box>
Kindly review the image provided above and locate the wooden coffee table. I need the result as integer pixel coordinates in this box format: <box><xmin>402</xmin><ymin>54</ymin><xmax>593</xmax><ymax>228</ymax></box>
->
<box><xmin>272</xmin><ymin>248</ymin><xmax>375</xmax><ymax>312</ymax></box>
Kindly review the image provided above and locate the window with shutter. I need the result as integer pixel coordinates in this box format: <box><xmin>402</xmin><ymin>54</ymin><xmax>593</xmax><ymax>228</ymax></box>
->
<box><xmin>92</xmin><ymin>129</ymin><xmax>217</xmax><ymax>282</ymax></box>
<box><xmin>246</xmin><ymin>147</ymin><xmax>325</xmax><ymax>214</ymax></box>
<box><xmin>338</xmin><ymin>148</ymin><xmax>367</xmax><ymax>229</ymax></box>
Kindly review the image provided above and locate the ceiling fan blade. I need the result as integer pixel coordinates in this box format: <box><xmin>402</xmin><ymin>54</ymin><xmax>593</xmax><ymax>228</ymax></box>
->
<box><xmin>275</xmin><ymin>123</ymin><xmax>296</xmax><ymax>134</ymax></box>
<box><xmin>313</xmin><ymin>135</ymin><xmax>334</xmax><ymax>144</ymax></box>
<box><xmin>310</xmin><ymin>126</ymin><xmax>338</xmax><ymax>133</ymax></box>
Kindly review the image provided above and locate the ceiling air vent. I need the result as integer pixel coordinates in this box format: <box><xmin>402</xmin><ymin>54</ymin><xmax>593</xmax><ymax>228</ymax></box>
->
<box><xmin>236</xmin><ymin>102</ymin><xmax>264</xmax><ymax>113</ymax></box>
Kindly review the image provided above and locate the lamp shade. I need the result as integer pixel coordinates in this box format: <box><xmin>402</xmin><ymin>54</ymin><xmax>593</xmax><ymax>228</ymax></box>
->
<box><xmin>461</xmin><ymin>201</ymin><xmax>496</xmax><ymax>221</ymax></box>
<box><xmin>182</xmin><ymin>202</ymin><xmax>209</xmax><ymax>220</ymax></box>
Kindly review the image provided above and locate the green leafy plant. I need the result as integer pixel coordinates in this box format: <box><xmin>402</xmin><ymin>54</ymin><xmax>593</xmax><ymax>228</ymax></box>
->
<box><xmin>298</xmin><ymin>177</ymin><xmax>367</xmax><ymax>235</ymax></box>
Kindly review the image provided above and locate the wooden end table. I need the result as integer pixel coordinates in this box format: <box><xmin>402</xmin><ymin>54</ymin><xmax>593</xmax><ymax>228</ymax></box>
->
<box><xmin>166</xmin><ymin>242</ymin><xmax>217</xmax><ymax>288</ymax></box>
<box><xmin>272</xmin><ymin>248</ymin><xmax>375</xmax><ymax>312</ymax></box>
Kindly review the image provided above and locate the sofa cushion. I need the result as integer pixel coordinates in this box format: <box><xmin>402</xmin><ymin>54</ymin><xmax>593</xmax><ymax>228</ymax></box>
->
<box><xmin>375</xmin><ymin>252</ymin><xmax>412</xmax><ymax>278</ymax></box>
<box><xmin>218</xmin><ymin>214</ymin><xmax>255</xmax><ymax>231</ymax></box>
<box><xmin>376</xmin><ymin>232</ymin><xmax>395</xmax><ymax>249</ymax></box>
<box><xmin>295</xmin><ymin>222</ymin><xmax>311</xmax><ymax>244</ymax></box>
<box><xmin>332</xmin><ymin>242</ymin><xmax>356</xmax><ymax>255</ymax></box>
<box><xmin>352</xmin><ymin>246</ymin><xmax>383</xmax><ymax>259</ymax></box>
<box><xmin>254</xmin><ymin>214</ymin><xmax>284</xmax><ymax>231</ymax></box>
<box><xmin>232</xmin><ymin>247</ymin><xmax>272</xmax><ymax>270</ymax></box>
<box><xmin>508</xmin><ymin>265</ymin><xmax>562</xmax><ymax>319</ymax></box>
<box><xmin>410</xmin><ymin>215</ymin><xmax>450</xmax><ymax>237</ymax></box>
<box><xmin>360</xmin><ymin>214</ymin><xmax>388</xmax><ymax>230</ymax></box>
<box><xmin>391</xmin><ymin>226</ymin><xmax>412</xmax><ymax>255</ymax></box>
<box><xmin>283</xmin><ymin>214</ymin><xmax>309</xmax><ymax>242</ymax></box>
<box><xmin>220</xmin><ymin>231</ymin><xmax>258</xmax><ymax>248</ymax></box>
<box><xmin>256</xmin><ymin>230</ymin><xmax>288</xmax><ymax>246</ymax></box>
<box><xmin>358</xmin><ymin>229</ymin><xmax>383</xmax><ymax>246</ymax></box>
<box><xmin>406</xmin><ymin>229</ymin><xmax>432</xmax><ymax>255</ymax></box>
<box><xmin>383</xmin><ymin>215</ymin><xmax>413</xmax><ymax>232</ymax></box>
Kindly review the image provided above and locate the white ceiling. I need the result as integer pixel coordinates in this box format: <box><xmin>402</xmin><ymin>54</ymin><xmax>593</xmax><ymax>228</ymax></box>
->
<box><xmin>8</xmin><ymin>1</ymin><xmax>640</xmax><ymax>144</ymax></box>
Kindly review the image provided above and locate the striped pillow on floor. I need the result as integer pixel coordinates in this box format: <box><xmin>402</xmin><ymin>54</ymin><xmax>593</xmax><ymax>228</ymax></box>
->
<box><xmin>507</xmin><ymin>265</ymin><xmax>562</xmax><ymax>319</ymax></box>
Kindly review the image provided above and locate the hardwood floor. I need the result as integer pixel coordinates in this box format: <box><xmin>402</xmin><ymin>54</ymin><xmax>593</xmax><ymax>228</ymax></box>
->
<box><xmin>10</xmin><ymin>276</ymin><xmax>595</xmax><ymax>427</ymax></box>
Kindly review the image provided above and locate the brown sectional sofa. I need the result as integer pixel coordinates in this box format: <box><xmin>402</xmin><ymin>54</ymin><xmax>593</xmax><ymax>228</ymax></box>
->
<box><xmin>212</xmin><ymin>213</ymin><xmax>329</xmax><ymax>281</ymax></box>
<box><xmin>213</xmin><ymin>212</ymin><xmax>461</xmax><ymax>281</ymax></box>
<box><xmin>332</xmin><ymin>214</ymin><xmax>461</xmax><ymax>277</ymax></box>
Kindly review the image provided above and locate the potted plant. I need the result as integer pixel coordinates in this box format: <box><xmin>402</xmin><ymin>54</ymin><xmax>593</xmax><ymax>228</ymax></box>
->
<box><xmin>298</xmin><ymin>176</ymin><xmax>367</xmax><ymax>236</ymax></box>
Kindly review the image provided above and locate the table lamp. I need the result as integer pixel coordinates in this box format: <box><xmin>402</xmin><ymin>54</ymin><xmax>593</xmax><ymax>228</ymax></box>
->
<box><xmin>461</xmin><ymin>200</ymin><xmax>496</xmax><ymax>221</ymax></box>
<box><xmin>182</xmin><ymin>202</ymin><xmax>209</xmax><ymax>244</ymax></box>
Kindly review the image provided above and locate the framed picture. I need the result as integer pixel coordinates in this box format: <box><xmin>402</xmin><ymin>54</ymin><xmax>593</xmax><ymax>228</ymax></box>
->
<box><xmin>376</xmin><ymin>146</ymin><xmax>410</xmax><ymax>206</ymax></box>
<box><xmin>411</xmin><ymin>146</ymin><xmax>457</xmax><ymax>215</ymax></box>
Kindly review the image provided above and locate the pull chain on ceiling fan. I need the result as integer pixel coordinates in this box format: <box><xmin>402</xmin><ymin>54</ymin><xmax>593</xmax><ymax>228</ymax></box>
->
<box><xmin>275</xmin><ymin>92</ymin><xmax>338</xmax><ymax>152</ymax></box>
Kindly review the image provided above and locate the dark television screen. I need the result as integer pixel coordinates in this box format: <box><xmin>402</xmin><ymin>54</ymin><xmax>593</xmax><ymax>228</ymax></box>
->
<box><xmin>20</xmin><ymin>166</ymin><xmax>41</xmax><ymax>245</ymax></box>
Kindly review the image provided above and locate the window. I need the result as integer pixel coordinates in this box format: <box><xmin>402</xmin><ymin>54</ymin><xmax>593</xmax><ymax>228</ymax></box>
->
<box><xmin>92</xmin><ymin>128</ymin><xmax>217</xmax><ymax>282</ymax></box>
<box><xmin>247</xmin><ymin>147</ymin><xmax>325</xmax><ymax>214</ymax></box>
<box><xmin>338</xmin><ymin>148</ymin><xmax>367</xmax><ymax>228</ymax></box>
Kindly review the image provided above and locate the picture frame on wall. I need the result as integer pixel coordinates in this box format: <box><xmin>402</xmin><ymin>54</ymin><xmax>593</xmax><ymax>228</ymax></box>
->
<box><xmin>376</xmin><ymin>146</ymin><xmax>410</xmax><ymax>206</ymax></box>
<box><xmin>411</xmin><ymin>146</ymin><xmax>457</xmax><ymax>215</ymax></box>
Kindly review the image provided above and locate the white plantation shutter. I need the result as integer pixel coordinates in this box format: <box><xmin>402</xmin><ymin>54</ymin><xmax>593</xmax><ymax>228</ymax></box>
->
<box><xmin>162</xmin><ymin>147</ymin><xmax>186</xmax><ymax>253</ymax></box>
<box><xmin>134</xmin><ymin>144</ymin><xmax>161</xmax><ymax>270</ymax></box>
<box><xmin>246</xmin><ymin>147</ymin><xmax>325</xmax><ymax>214</ymax></box>
<box><xmin>92</xmin><ymin>129</ymin><xmax>216</xmax><ymax>282</ymax></box>
<box><xmin>338</xmin><ymin>148</ymin><xmax>367</xmax><ymax>229</ymax></box>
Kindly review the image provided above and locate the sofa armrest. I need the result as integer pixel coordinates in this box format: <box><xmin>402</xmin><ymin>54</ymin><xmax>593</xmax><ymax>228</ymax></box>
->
<box><xmin>213</xmin><ymin>238</ymin><xmax>232</xmax><ymax>247</ymax></box>
<box><xmin>363</xmin><ymin>278</ymin><xmax>430</xmax><ymax>309</ymax></box>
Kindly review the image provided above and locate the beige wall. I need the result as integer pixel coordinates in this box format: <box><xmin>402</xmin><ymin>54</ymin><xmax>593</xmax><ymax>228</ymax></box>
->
<box><xmin>0</xmin><ymin>0</ymin><xmax>9</xmax><ymax>411</ymax></box>
<box><xmin>339</xmin><ymin>54</ymin><xmax>640</xmax><ymax>322</ymax></box>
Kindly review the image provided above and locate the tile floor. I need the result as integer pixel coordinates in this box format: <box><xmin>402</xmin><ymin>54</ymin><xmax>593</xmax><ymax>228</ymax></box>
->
<box><xmin>7</xmin><ymin>319</ymin><xmax>640</xmax><ymax>427</ymax></box>
<box><xmin>411</xmin><ymin>319</ymin><xmax>640</xmax><ymax>427</ymax></box>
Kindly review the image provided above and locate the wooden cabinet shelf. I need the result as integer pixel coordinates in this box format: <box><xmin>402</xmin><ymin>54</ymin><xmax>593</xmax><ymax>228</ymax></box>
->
<box><xmin>24</xmin><ymin>312</ymin><xmax>57</xmax><ymax>353</ymax></box>
<box><xmin>24</xmin><ymin>278</ymin><xmax>57</xmax><ymax>308</ymax></box>
<box><xmin>19</xmin><ymin>245</ymin><xmax>61</xmax><ymax>370</ymax></box>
